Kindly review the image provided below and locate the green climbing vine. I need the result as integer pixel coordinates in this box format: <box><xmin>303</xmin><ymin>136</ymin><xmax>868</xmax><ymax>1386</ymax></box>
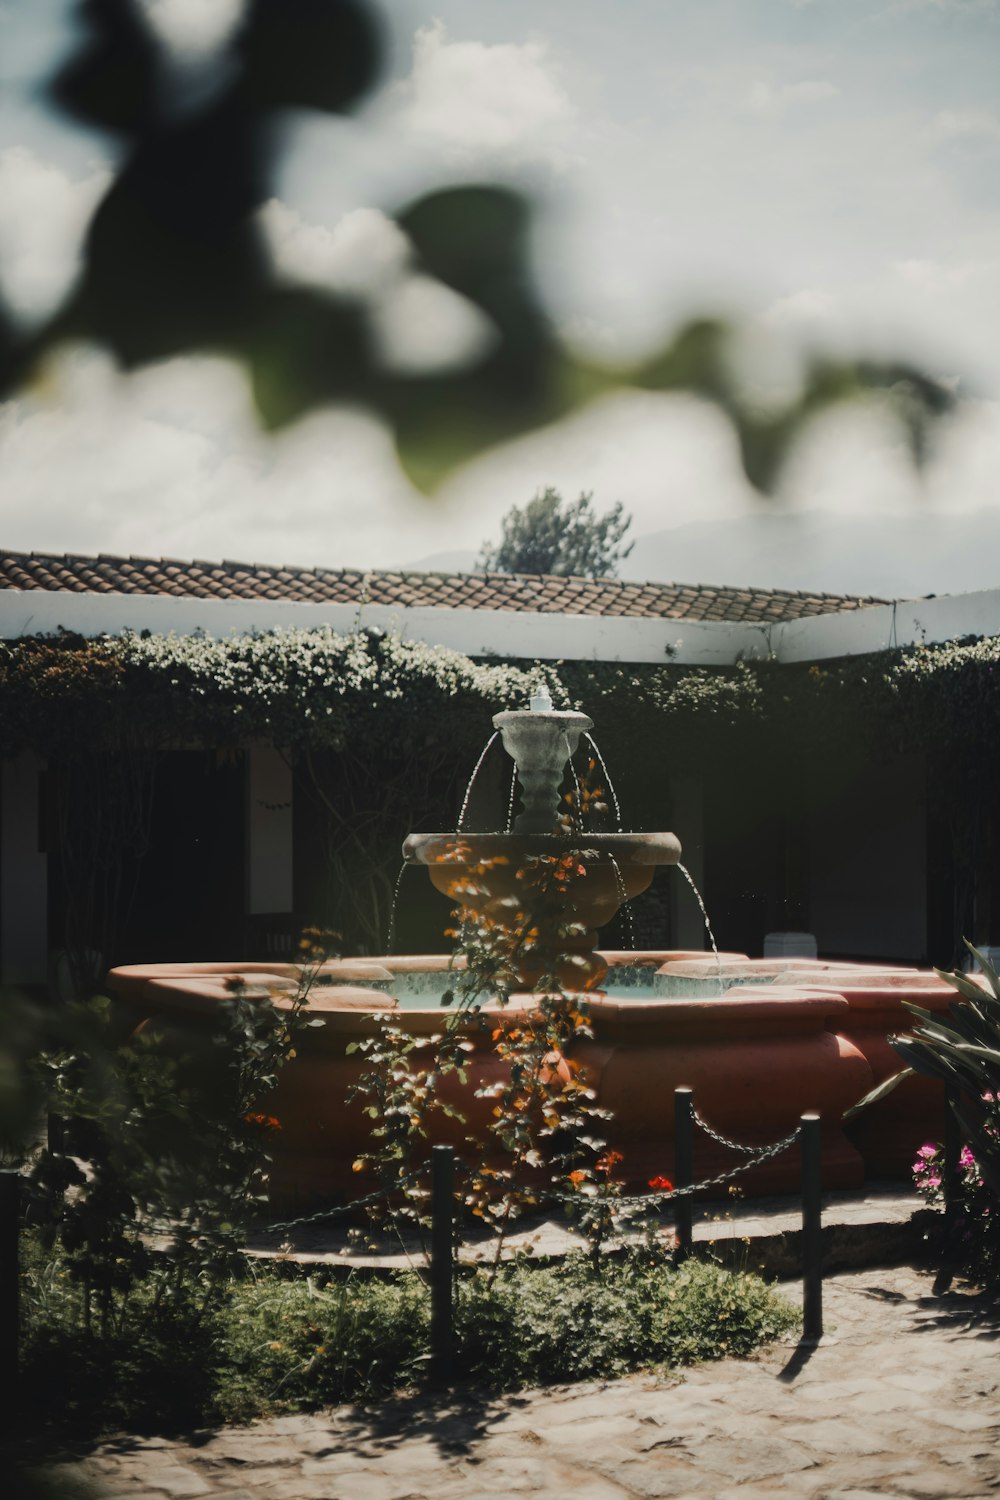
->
<box><xmin>4</xmin><ymin>623</ymin><xmax>1000</xmax><ymax>967</ymax></box>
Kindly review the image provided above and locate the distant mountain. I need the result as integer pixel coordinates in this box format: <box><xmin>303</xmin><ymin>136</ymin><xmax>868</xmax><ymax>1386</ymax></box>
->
<box><xmin>408</xmin><ymin>510</ymin><xmax>1000</xmax><ymax>600</ymax></box>
<box><xmin>615</xmin><ymin>510</ymin><xmax>1000</xmax><ymax>600</ymax></box>
<box><xmin>406</xmin><ymin>547</ymin><xmax>480</xmax><ymax>574</ymax></box>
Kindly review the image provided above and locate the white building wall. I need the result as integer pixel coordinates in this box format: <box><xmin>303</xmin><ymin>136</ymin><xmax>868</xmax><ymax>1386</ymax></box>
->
<box><xmin>5</xmin><ymin>583</ymin><xmax>1000</xmax><ymax>666</ymax></box>
<box><xmin>246</xmin><ymin>747</ymin><xmax>294</xmax><ymax>915</ymax></box>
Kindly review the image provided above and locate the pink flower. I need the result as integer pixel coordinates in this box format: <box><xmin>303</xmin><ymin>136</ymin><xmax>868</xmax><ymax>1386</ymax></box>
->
<box><xmin>926</xmin><ymin>1173</ymin><xmax>942</xmax><ymax>1189</ymax></box>
<box><xmin>916</xmin><ymin>1144</ymin><xmax>938</xmax><ymax>1160</ymax></box>
<box><xmin>960</xmin><ymin>1145</ymin><xmax>976</xmax><ymax>1169</ymax></box>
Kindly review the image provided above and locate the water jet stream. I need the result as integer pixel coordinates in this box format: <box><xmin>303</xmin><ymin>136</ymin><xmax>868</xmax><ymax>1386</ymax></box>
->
<box><xmin>676</xmin><ymin>862</ymin><xmax>724</xmax><ymax>992</ymax></box>
<box><xmin>608</xmin><ymin>853</ymin><xmax>635</xmax><ymax>951</ymax></box>
<box><xmin>504</xmin><ymin>765</ymin><xmax>518</xmax><ymax>833</ymax></box>
<box><xmin>386</xmin><ymin>862</ymin><xmax>409</xmax><ymax>953</ymax></box>
<box><xmin>584</xmin><ymin>733</ymin><xmax>624</xmax><ymax>831</ymax></box>
<box><xmin>564</xmin><ymin>734</ymin><xmax>584</xmax><ymax>833</ymax></box>
<box><xmin>456</xmin><ymin>731</ymin><xmax>499</xmax><ymax>832</ymax></box>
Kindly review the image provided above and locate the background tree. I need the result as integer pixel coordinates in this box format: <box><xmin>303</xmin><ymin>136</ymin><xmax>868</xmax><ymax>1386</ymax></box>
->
<box><xmin>478</xmin><ymin>488</ymin><xmax>634</xmax><ymax>578</ymax></box>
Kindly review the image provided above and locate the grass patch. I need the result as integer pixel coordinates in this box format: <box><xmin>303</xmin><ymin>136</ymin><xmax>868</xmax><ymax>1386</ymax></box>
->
<box><xmin>18</xmin><ymin>1240</ymin><xmax>798</xmax><ymax>1440</ymax></box>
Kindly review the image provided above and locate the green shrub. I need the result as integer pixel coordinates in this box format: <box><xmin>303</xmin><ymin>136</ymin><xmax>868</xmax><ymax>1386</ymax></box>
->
<box><xmin>18</xmin><ymin>1244</ymin><xmax>798</xmax><ymax>1438</ymax></box>
<box><xmin>454</xmin><ymin>1255</ymin><xmax>798</xmax><ymax>1390</ymax></box>
<box><xmin>18</xmin><ymin>1243</ymin><xmax>227</xmax><ymax>1433</ymax></box>
<box><xmin>214</xmin><ymin>1269</ymin><xmax>430</xmax><ymax>1422</ymax></box>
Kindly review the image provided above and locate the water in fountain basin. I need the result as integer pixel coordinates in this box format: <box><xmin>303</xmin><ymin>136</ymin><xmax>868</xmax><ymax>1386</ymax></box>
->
<box><xmin>676</xmin><ymin>862</ymin><xmax>724</xmax><ymax>993</ymax></box>
<box><xmin>370</xmin><ymin>966</ymin><xmax>657</xmax><ymax>1008</ymax></box>
<box><xmin>456</xmin><ymin>731</ymin><xmax>500</xmax><ymax>832</ymax></box>
<box><xmin>361</xmin><ymin>962</ymin><xmax>733</xmax><ymax>1009</ymax></box>
<box><xmin>584</xmin><ymin>733</ymin><xmax>624</xmax><ymax>831</ymax></box>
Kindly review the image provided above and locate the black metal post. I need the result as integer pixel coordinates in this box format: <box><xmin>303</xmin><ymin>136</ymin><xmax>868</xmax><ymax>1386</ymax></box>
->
<box><xmin>430</xmin><ymin>1145</ymin><xmax>455</xmax><ymax>1386</ymax></box>
<box><xmin>943</xmin><ymin>1083</ymin><xmax>962</xmax><ymax>1230</ymax></box>
<box><xmin>674</xmin><ymin>1087</ymin><xmax>694</xmax><ymax>1261</ymax></box>
<box><xmin>800</xmin><ymin>1113</ymin><xmax>823</xmax><ymax>1343</ymax></box>
<box><xmin>0</xmin><ymin>1171</ymin><xmax>20</xmax><ymax>1411</ymax></box>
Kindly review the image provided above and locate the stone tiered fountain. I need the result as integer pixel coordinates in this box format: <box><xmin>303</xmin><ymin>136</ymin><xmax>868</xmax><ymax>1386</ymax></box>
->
<box><xmin>107</xmin><ymin>692</ymin><xmax>953</xmax><ymax>1205</ymax></box>
<box><xmin>402</xmin><ymin>687</ymin><xmax>681</xmax><ymax>990</ymax></box>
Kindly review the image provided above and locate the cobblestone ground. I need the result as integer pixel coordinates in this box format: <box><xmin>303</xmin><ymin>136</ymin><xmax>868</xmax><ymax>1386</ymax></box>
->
<box><xmin>36</xmin><ymin>1266</ymin><xmax>1000</xmax><ymax>1499</ymax></box>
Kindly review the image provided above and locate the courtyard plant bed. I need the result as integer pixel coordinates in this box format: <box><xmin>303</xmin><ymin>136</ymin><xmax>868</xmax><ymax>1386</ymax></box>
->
<box><xmin>16</xmin><ymin>1237</ymin><xmax>799</xmax><ymax>1440</ymax></box>
<box><xmin>11</xmin><ymin>918</ymin><xmax>800</xmax><ymax>1447</ymax></box>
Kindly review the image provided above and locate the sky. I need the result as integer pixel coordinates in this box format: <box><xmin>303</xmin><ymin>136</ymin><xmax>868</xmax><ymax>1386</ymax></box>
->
<box><xmin>1</xmin><ymin>0</ymin><xmax>999</xmax><ymax>577</ymax></box>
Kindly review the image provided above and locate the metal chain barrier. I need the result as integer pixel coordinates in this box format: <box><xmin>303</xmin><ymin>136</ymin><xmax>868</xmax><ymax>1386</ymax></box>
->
<box><xmin>621</xmin><ymin>1121</ymin><xmax>803</xmax><ymax>1207</ymax></box>
<box><xmin>262</xmin><ymin>1110</ymin><xmax>806</xmax><ymax>1234</ymax></box>
<box><xmin>544</xmin><ymin>1121</ymin><xmax>803</xmax><ymax>1213</ymax></box>
<box><xmin>262</xmin><ymin>1165</ymin><xmax>427</xmax><ymax>1236</ymax></box>
<box><xmin>692</xmin><ymin>1104</ymin><xmax>789</xmax><ymax>1157</ymax></box>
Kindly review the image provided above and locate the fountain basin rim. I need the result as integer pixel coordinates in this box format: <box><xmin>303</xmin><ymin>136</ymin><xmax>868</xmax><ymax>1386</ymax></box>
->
<box><xmin>403</xmin><ymin>831</ymin><xmax>682</xmax><ymax>866</ymax></box>
<box><xmin>108</xmin><ymin>962</ymin><xmax>854</xmax><ymax>1033</ymax></box>
<box><xmin>795</xmin><ymin>983</ymin><xmax>955</xmax><ymax>1012</ymax></box>
<box><xmin>492</xmin><ymin>708</ymin><xmax>593</xmax><ymax>731</ymax></box>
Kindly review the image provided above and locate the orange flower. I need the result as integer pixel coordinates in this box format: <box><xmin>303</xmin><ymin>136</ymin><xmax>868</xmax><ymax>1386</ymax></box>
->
<box><xmin>567</xmin><ymin>1169</ymin><xmax>588</xmax><ymax>1186</ymax></box>
<box><xmin>245</xmin><ymin>1112</ymin><xmax>281</xmax><ymax>1131</ymax></box>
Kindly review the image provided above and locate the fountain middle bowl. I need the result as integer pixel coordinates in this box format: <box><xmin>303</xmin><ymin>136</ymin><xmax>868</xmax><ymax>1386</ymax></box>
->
<box><xmin>403</xmin><ymin>830</ymin><xmax>682</xmax><ymax>989</ymax></box>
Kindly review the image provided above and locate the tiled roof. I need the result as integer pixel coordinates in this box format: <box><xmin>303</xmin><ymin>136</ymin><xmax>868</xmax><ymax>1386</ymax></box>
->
<box><xmin>0</xmin><ymin>550</ymin><xmax>888</xmax><ymax>624</ymax></box>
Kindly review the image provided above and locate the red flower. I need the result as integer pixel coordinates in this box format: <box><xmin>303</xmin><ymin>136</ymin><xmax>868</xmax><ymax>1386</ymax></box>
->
<box><xmin>648</xmin><ymin>1174</ymin><xmax>673</xmax><ymax>1192</ymax></box>
<box><xmin>595</xmin><ymin>1150</ymin><xmax>624</xmax><ymax>1175</ymax></box>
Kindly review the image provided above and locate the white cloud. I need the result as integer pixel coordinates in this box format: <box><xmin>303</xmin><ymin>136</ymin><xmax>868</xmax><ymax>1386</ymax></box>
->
<box><xmin>747</xmin><ymin>78</ymin><xmax>839</xmax><ymax>120</ymax></box>
<box><xmin>0</xmin><ymin>147</ymin><xmax>109</xmax><ymax>321</ymax></box>
<box><xmin>391</xmin><ymin>20</ymin><xmax>574</xmax><ymax>162</ymax></box>
<box><xmin>139</xmin><ymin>0</ymin><xmax>246</xmax><ymax>55</ymax></box>
<box><xmin>882</xmin><ymin>0</ymin><xmax>1000</xmax><ymax>16</ymax></box>
<box><xmin>892</xmin><ymin>257</ymin><xmax>970</xmax><ymax>290</ymax></box>
<box><xmin>257</xmin><ymin>199</ymin><xmax>494</xmax><ymax>373</ymax></box>
<box><xmin>370</xmin><ymin>274</ymin><xmax>496</xmax><ymax>374</ymax></box>
<box><xmin>258</xmin><ymin>201</ymin><xmax>411</xmax><ymax>296</ymax></box>
<box><xmin>0</xmin><ymin>349</ymin><xmax>435</xmax><ymax>568</ymax></box>
<box><xmin>763</xmin><ymin>289</ymin><xmax>836</xmax><ymax>328</ymax></box>
<box><xmin>928</xmin><ymin>108</ymin><xmax>1000</xmax><ymax>143</ymax></box>
<box><xmin>774</xmin><ymin>391</ymin><xmax>1000</xmax><ymax>519</ymax></box>
<box><xmin>438</xmin><ymin>390</ymin><xmax>760</xmax><ymax>548</ymax></box>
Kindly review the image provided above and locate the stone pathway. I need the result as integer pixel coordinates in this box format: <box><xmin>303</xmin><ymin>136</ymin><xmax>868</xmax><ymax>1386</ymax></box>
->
<box><xmin>246</xmin><ymin>1184</ymin><xmax>924</xmax><ymax>1277</ymax></box>
<box><xmin>38</xmin><ymin>1264</ymin><xmax>1000</xmax><ymax>1499</ymax></box>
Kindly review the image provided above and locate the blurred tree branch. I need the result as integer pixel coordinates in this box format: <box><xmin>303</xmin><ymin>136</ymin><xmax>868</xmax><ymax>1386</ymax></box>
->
<box><xmin>0</xmin><ymin>0</ymin><xmax>957</xmax><ymax>496</ymax></box>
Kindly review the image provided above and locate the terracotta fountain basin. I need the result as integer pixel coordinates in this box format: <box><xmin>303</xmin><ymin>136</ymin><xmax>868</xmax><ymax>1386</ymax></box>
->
<box><xmin>102</xmin><ymin>948</ymin><xmax>955</xmax><ymax>1208</ymax></box>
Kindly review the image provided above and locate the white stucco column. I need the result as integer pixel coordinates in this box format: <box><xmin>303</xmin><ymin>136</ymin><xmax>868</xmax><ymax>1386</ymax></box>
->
<box><xmin>246</xmin><ymin>746</ymin><xmax>294</xmax><ymax>915</ymax></box>
<box><xmin>1</xmin><ymin>751</ymin><xmax>49</xmax><ymax>985</ymax></box>
<box><xmin>670</xmin><ymin>775</ymin><xmax>708</xmax><ymax>951</ymax></box>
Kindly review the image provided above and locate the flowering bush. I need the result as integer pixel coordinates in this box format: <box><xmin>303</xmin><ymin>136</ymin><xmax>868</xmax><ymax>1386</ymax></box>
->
<box><xmin>912</xmin><ymin>1133</ymin><xmax>1000</xmax><ymax>1285</ymax></box>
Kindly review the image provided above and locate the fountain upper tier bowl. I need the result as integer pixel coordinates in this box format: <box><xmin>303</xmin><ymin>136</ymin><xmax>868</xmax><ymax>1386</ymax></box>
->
<box><xmin>402</xmin><ymin>692</ymin><xmax>682</xmax><ymax>989</ymax></box>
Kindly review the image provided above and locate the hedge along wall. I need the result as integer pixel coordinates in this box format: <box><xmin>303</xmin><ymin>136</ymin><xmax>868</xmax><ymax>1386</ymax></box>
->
<box><xmin>1</xmin><ymin>626</ymin><xmax>997</xmax><ymax>970</ymax></box>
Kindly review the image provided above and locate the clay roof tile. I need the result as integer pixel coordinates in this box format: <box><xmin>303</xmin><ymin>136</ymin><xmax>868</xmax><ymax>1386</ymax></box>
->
<box><xmin>0</xmin><ymin>548</ymin><xmax>890</xmax><ymax>624</ymax></box>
